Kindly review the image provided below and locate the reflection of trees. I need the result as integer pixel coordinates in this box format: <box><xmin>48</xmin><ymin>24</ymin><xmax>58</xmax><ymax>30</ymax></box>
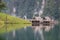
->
<box><xmin>0</xmin><ymin>36</ymin><xmax>5</xmax><ymax>40</ymax></box>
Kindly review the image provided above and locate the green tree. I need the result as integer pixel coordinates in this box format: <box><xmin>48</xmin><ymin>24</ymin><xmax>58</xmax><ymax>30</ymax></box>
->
<box><xmin>0</xmin><ymin>0</ymin><xmax>6</xmax><ymax>12</ymax></box>
<box><xmin>0</xmin><ymin>1</ymin><xmax>6</xmax><ymax>40</ymax></box>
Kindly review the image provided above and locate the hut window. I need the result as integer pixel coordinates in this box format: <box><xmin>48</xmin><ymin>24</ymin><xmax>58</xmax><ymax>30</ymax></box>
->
<box><xmin>43</xmin><ymin>21</ymin><xmax>50</xmax><ymax>26</ymax></box>
<box><xmin>32</xmin><ymin>21</ymin><xmax>40</xmax><ymax>26</ymax></box>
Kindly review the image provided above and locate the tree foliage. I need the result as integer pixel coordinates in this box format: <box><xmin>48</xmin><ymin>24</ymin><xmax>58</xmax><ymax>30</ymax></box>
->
<box><xmin>43</xmin><ymin>0</ymin><xmax>60</xmax><ymax>20</ymax></box>
<box><xmin>0</xmin><ymin>0</ymin><xmax>6</xmax><ymax>12</ymax></box>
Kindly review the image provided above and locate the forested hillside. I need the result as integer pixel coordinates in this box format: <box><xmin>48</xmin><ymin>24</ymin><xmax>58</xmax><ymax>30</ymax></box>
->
<box><xmin>3</xmin><ymin>0</ymin><xmax>42</xmax><ymax>18</ymax></box>
<box><xmin>43</xmin><ymin>0</ymin><xmax>60</xmax><ymax>20</ymax></box>
<box><xmin>1</xmin><ymin>0</ymin><xmax>60</xmax><ymax>40</ymax></box>
<box><xmin>43</xmin><ymin>0</ymin><xmax>60</xmax><ymax>40</ymax></box>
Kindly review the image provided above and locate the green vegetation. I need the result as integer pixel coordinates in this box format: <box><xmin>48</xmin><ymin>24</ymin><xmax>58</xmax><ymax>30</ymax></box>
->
<box><xmin>0</xmin><ymin>0</ymin><xmax>6</xmax><ymax>12</ymax></box>
<box><xmin>0</xmin><ymin>36</ymin><xmax>5</xmax><ymax>40</ymax></box>
<box><xmin>0</xmin><ymin>12</ymin><xmax>31</xmax><ymax>34</ymax></box>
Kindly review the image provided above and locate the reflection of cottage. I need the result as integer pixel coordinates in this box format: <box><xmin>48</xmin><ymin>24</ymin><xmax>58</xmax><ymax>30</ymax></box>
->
<box><xmin>31</xmin><ymin>16</ymin><xmax>56</xmax><ymax>31</ymax></box>
<box><xmin>32</xmin><ymin>16</ymin><xmax>54</xmax><ymax>26</ymax></box>
<box><xmin>42</xmin><ymin>21</ymin><xmax>50</xmax><ymax>26</ymax></box>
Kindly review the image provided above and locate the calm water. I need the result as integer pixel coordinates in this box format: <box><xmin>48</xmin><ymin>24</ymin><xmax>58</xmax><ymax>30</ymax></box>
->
<box><xmin>1</xmin><ymin>25</ymin><xmax>60</xmax><ymax>40</ymax></box>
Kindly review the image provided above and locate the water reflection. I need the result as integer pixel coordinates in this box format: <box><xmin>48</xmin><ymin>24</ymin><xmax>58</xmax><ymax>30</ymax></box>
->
<box><xmin>0</xmin><ymin>25</ymin><xmax>60</xmax><ymax>40</ymax></box>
